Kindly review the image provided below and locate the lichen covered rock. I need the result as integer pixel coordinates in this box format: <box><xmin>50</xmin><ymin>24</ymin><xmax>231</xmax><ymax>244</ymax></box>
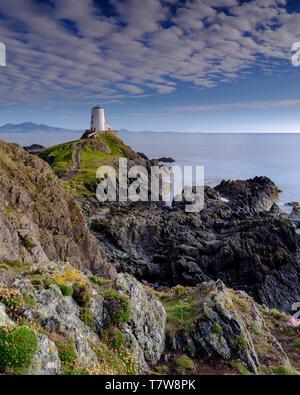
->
<box><xmin>29</xmin><ymin>334</ymin><xmax>61</xmax><ymax>375</ymax></box>
<box><xmin>116</xmin><ymin>273</ymin><xmax>167</xmax><ymax>371</ymax></box>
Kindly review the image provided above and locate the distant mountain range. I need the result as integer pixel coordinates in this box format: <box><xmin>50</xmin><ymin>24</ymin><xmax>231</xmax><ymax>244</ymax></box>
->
<box><xmin>0</xmin><ymin>122</ymin><xmax>199</xmax><ymax>135</ymax></box>
<box><xmin>0</xmin><ymin>122</ymin><xmax>82</xmax><ymax>134</ymax></box>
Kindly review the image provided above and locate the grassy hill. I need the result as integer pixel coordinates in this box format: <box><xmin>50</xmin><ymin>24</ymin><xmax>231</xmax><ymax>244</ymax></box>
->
<box><xmin>40</xmin><ymin>133</ymin><xmax>143</xmax><ymax>195</ymax></box>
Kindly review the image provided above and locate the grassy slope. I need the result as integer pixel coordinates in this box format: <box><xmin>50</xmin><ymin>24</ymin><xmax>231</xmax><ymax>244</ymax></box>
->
<box><xmin>41</xmin><ymin>133</ymin><xmax>129</xmax><ymax>195</ymax></box>
<box><xmin>149</xmin><ymin>285</ymin><xmax>300</xmax><ymax>376</ymax></box>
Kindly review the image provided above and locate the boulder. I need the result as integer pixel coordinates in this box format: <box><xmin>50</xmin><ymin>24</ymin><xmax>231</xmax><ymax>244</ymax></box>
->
<box><xmin>29</xmin><ymin>334</ymin><xmax>61</xmax><ymax>375</ymax></box>
<box><xmin>116</xmin><ymin>273</ymin><xmax>167</xmax><ymax>371</ymax></box>
<box><xmin>0</xmin><ymin>303</ymin><xmax>14</xmax><ymax>327</ymax></box>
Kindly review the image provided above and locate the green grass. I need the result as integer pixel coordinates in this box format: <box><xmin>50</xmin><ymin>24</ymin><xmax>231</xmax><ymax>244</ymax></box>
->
<box><xmin>159</xmin><ymin>287</ymin><xmax>200</xmax><ymax>335</ymax></box>
<box><xmin>233</xmin><ymin>361</ymin><xmax>251</xmax><ymax>375</ymax></box>
<box><xmin>93</xmin><ymin>342</ymin><xmax>137</xmax><ymax>375</ymax></box>
<box><xmin>22</xmin><ymin>238</ymin><xmax>34</xmax><ymax>251</ymax></box>
<box><xmin>59</xmin><ymin>284</ymin><xmax>73</xmax><ymax>297</ymax></box>
<box><xmin>41</xmin><ymin>140</ymin><xmax>78</xmax><ymax>177</ymax></box>
<box><xmin>104</xmin><ymin>290</ymin><xmax>131</xmax><ymax>326</ymax></box>
<box><xmin>293</xmin><ymin>340</ymin><xmax>300</xmax><ymax>348</ymax></box>
<box><xmin>176</xmin><ymin>355</ymin><xmax>195</xmax><ymax>375</ymax></box>
<box><xmin>79</xmin><ymin>307</ymin><xmax>94</xmax><ymax>327</ymax></box>
<box><xmin>89</xmin><ymin>276</ymin><xmax>111</xmax><ymax>286</ymax></box>
<box><xmin>0</xmin><ymin>325</ymin><xmax>38</xmax><ymax>375</ymax></box>
<box><xmin>41</xmin><ymin>133</ymin><xmax>129</xmax><ymax>195</ymax></box>
<box><xmin>271</xmin><ymin>366</ymin><xmax>299</xmax><ymax>375</ymax></box>
<box><xmin>0</xmin><ymin>259</ymin><xmax>31</xmax><ymax>274</ymax></box>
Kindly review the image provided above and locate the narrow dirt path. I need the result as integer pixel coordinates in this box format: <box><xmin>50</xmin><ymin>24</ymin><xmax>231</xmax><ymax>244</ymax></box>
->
<box><xmin>62</xmin><ymin>142</ymin><xmax>85</xmax><ymax>181</ymax></box>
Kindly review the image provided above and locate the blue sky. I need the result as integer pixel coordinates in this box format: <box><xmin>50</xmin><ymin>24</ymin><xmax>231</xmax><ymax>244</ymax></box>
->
<box><xmin>1</xmin><ymin>0</ymin><xmax>300</xmax><ymax>132</ymax></box>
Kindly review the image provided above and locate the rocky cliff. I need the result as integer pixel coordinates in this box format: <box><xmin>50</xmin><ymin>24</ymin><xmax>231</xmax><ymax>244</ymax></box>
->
<box><xmin>0</xmin><ymin>140</ymin><xmax>114</xmax><ymax>278</ymax></box>
<box><xmin>93</xmin><ymin>177</ymin><xmax>300</xmax><ymax>314</ymax></box>
<box><xmin>0</xmin><ymin>136</ymin><xmax>299</xmax><ymax>375</ymax></box>
<box><xmin>0</xmin><ymin>261</ymin><xmax>298</xmax><ymax>375</ymax></box>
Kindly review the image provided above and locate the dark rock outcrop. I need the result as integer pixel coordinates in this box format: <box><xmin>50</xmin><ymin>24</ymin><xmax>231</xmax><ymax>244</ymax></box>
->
<box><xmin>92</xmin><ymin>177</ymin><xmax>300</xmax><ymax>314</ymax></box>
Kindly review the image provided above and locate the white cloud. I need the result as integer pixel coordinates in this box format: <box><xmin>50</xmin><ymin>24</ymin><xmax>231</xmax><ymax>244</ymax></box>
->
<box><xmin>0</xmin><ymin>0</ymin><xmax>298</xmax><ymax>105</ymax></box>
<box><xmin>170</xmin><ymin>99</ymin><xmax>300</xmax><ymax>112</ymax></box>
<box><xmin>116</xmin><ymin>83</ymin><xmax>144</xmax><ymax>94</ymax></box>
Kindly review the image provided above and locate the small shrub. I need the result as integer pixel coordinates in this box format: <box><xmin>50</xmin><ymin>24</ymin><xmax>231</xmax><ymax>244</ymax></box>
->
<box><xmin>176</xmin><ymin>355</ymin><xmax>195</xmax><ymax>375</ymax></box>
<box><xmin>101</xmin><ymin>327</ymin><xmax>125</xmax><ymax>349</ymax></box>
<box><xmin>236</xmin><ymin>300</ymin><xmax>248</xmax><ymax>313</ymax></box>
<box><xmin>104</xmin><ymin>290</ymin><xmax>130</xmax><ymax>326</ymax></box>
<box><xmin>2</xmin><ymin>259</ymin><xmax>30</xmax><ymax>274</ymax></box>
<box><xmin>31</xmin><ymin>278</ymin><xmax>44</xmax><ymax>290</ymax></box>
<box><xmin>22</xmin><ymin>238</ymin><xmax>34</xmax><ymax>251</ymax></box>
<box><xmin>212</xmin><ymin>322</ymin><xmax>222</xmax><ymax>335</ymax></box>
<box><xmin>233</xmin><ymin>361</ymin><xmax>251</xmax><ymax>375</ymax></box>
<box><xmin>271</xmin><ymin>366</ymin><xmax>299</xmax><ymax>375</ymax></box>
<box><xmin>293</xmin><ymin>340</ymin><xmax>300</xmax><ymax>348</ymax></box>
<box><xmin>61</xmin><ymin>366</ymin><xmax>89</xmax><ymax>375</ymax></box>
<box><xmin>32</xmin><ymin>268</ymin><xmax>44</xmax><ymax>275</ymax></box>
<box><xmin>236</xmin><ymin>336</ymin><xmax>247</xmax><ymax>352</ymax></box>
<box><xmin>280</xmin><ymin>318</ymin><xmax>300</xmax><ymax>335</ymax></box>
<box><xmin>89</xmin><ymin>276</ymin><xmax>110</xmax><ymax>286</ymax></box>
<box><xmin>23</xmin><ymin>292</ymin><xmax>36</xmax><ymax>309</ymax></box>
<box><xmin>43</xmin><ymin>277</ymin><xmax>56</xmax><ymax>288</ymax></box>
<box><xmin>0</xmin><ymin>288</ymin><xmax>24</xmax><ymax>315</ymax></box>
<box><xmin>51</xmin><ymin>334</ymin><xmax>76</xmax><ymax>365</ymax></box>
<box><xmin>59</xmin><ymin>284</ymin><xmax>73</xmax><ymax>297</ymax></box>
<box><xmin>93</xmin><ymin>343</ymin><xmax>137</xmax><ymax>375</ymax></box>
<box><xmin>173</xmin><ymin>285</ymin><xmax>188</xmax><ymax>299</ymax></box>
<box><xmin>157</xmin><ymin>365</ymin><xmax>169</xmax><ymax>375</ymax></box>
<box><xmin>0</xmin><ymin>325</ymin><xmax>38</xmax><ymax>374</ymax></box>
<box><xmin>72</xmin><ymin>284</ymin><xmax>91</xmax><ymax>307</ymax></box>
<box><xmin>80</xmin><ymin>307</ymin><xmax>94</xmax><ymax>327</ymax></box>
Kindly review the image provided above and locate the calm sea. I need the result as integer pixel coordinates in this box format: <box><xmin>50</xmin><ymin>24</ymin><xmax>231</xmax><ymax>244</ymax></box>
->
<box><xmin>1</xmin><ymin>132</ymin><xmax>299</xmax><ymax>209</ymax></box>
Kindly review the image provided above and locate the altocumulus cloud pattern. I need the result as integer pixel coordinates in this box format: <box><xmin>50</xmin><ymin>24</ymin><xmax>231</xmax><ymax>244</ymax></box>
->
<box><xmin>0</xmin><ymin>0</ymin><xmax>299</xmax><ymax>105</ymax></box>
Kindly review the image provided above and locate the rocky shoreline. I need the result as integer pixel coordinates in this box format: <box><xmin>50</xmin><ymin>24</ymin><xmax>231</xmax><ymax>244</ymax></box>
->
<box><xmin>0</xmin><ymin>137</ymin><xmax>299</xmax><ymax>375</ymax></box>
<box><xmin>80</xmin><ymin>176</ymin><xmax>300</xmax><ymax>315</ymax></box>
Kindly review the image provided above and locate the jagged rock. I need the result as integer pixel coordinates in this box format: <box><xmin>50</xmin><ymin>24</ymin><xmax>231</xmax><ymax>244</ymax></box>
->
<box><xmin>0</xmin><ymin>268</ymin><xmax>13</xmax><ymax>287</ymax></box>
<box><xmin>96</xmin><ymin>177</ymin><xmax>300</xmax><ymax>314</ymax></box>
<box><xmin>192</xmin><ymin>280</ymin><xmax>260</xmax><ymax>374</ymax></box>
<box><xmin>0</xmin><ymin>140</ymin><xmax>115</xmax><ymax>278</ymax></box>
<box><xmin>116</xmin><ymin>273</ymin><xmax>167</xmax><ymax>371</ymax></box>
<box><xmin>288</xmin><ymin>205</ymin><xmax>300</xmax><ymax>228</ymax></box>
<box><xmin>20</xmin><ymin>282</ymin><xmax>100</xmax><ymax>367</ymax></box>
<box><xmin>0</xmin><ymin>303</ymin><xmax>14</xmax><ymax>327</ymax></box>
<box><xmin>29</xmin><ymin>334</ymin><xmax>61</xmax><ymax>375</ymax></box>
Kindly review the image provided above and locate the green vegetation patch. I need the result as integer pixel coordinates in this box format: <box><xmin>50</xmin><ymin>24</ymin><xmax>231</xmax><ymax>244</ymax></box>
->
<box><xmin>50</xmin><ymin>333</ymin><xmax>77</xmax><ymax>366</ymax></box>
<box><xmin>0</xmin><ymin>259</ymin><xmax>31</xmax><ymax>274</ymax></box>
<box><xmin>176</xmin><ymin>355</ymin><xmax>195</xmax><ymax>375</ymax></box>
<box><xmin>72</xmin><ymin>283</ymin><xmax>91</xmax><ymax>307</ymax></box>
<box><xmin>41</xmin><ymin>133</ymin><xmax>131</xmax><ymax>195</ymax></box>
<box><xmin>79</xmin><ymin>307</ymin><xmax>94</xmax><ymax>327</ymax></box>
<box><xmin>293</xmin><ymin>340</ymin><xmax>300</xmax><ymax>348</ymax></box>
<box><xmin>271</xmin><ymin>366</ymin><xmax>299</xmax><ymax>375</ymax></box>
<box><xmin>101</xmin><ymin>327</ymin><xmax>125</xmax><ymax>349</ymax></box>
<box><xmin>93</xmin><ymin>342</ymin><xmax>137</xmax><ymax>375</ymax></box>
<box><xmin>158</xmin><ymin>286</ymin><xmax>200</xmax><ymax>335</ymax></box>
<box><xmin>0</xmin><ymin>325</ymin><xmax>38</xmax><ymax>374</ymax></box>
<box><xmin>59</xmin><ymin>284</ymin><xmax>73</xmax><ymax>297</ymax></box>
<box><xmin>104</xmin><ymin>290</ymin><xmax>131</xmax><ymax>326</ymax></box>
<box><xmin>233</xmin><ymin>361</ymin><xmax>251</xmax><ymax>375</ymax></box>
<box><xmin>40</xmin><ymin>140</ymin><xmax>78</xmax><ymax>177</ymax></box>
<box><xmin>0</xmin><ymin>288</ymin><xmax>24</xmax><ymax>315</ymax></box>
<box><xmin>89</xmin><ymin>276</ymin><xmax>111</xmax><ymax>287</ymax></box>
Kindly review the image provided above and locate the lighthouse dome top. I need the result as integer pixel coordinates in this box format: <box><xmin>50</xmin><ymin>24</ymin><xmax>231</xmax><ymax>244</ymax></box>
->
<box><xmin>93</xmin><ymin>105</ymin><xmax>103</xmax><ymax>109</ymax></box>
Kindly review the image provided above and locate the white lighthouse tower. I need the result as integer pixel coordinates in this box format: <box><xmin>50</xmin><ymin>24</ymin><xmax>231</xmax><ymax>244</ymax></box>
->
<box><xmin>90</xmin><ymin>105</ymin><xmax>105</xmax><ymax>132</ymax></box>
<box><xmin>81</xmin><ymin>105</ymin><xmax>118</xmax><ymax>139</ymax></box>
